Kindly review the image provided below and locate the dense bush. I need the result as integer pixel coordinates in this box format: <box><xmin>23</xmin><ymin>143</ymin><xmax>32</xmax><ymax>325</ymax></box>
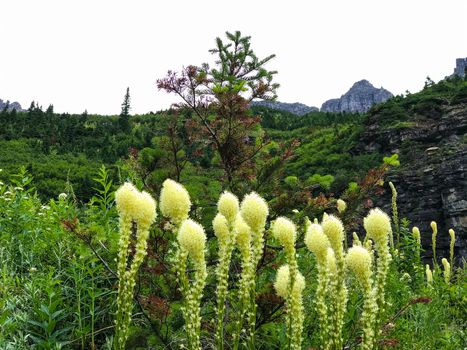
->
<box><xmin>0</xmin><ymin>170</ymin><xmax>464</xmax><ymax>349</ymax></box>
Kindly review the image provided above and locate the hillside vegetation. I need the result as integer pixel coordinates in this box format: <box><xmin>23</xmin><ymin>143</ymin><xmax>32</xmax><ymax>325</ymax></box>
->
<box><xmin>0</xmin><ymin>54</ymin><xmax>466</xmax><ymax>349</ymax></box>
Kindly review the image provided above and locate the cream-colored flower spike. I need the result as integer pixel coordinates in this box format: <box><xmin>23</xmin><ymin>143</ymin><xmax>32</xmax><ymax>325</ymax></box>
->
<box><xmin>304</xmin><ymin>223</ymin><xmax>330</xmax><ymax>263</ymax></box>
<box><xmin>177</xmin><ymin>219</ymin><xmax>206</xmax><ymax>260</ymax></box>
<box><xmin>213</xmin><ymin>213</ymin><xmax>230</xmax><ymax>243</ymax></box>
<box><xmin>115</xmin><ymin>182</ymin><xmax>157</xmax><ymax>226</ymax></box>
<box><xmin>114</xmin><ymin>183</ymin><xmax>157</xmax><ymax>350</ymax></box>
<box><xmin>442</xmin><ymin>258</ymin><xmax>451</xmax><ymax>283</ymax></box>
<box><xmin>218</xmin><ymin>191</ymin><xmax>239</xmax><ymax>224</ymax></box>
<box><xmin>412</xmin><ymin>227</ymin><xmax>421</xmax><ymax>245</ymax></box>
<box><xmin>346</xmin><ymin>246</ymin><xmax>372</xmax><ymax>282</ymax></box>
<box><xmin>234</xmin><ymin>213</ymin><xmax>251</xmax><ymax>249</ymax></box>
<box><xmin>363</xmin><ymin>208</ymin><xmax>392</xmax><ymax>244</ymax></box>
<box><xmin>272</xmin><ymin>216</ymin><xmax>296</xmax><ymax>248</ymax></box>
<box><xmin>159</xmin><ymin>179</ymin><xmax>191</xmax><ymax>225</ymax></box>
<box><xmin>240</xmin><ymin>192</ymin><xmax>269</xmax><ymax>231</ymax></box>
<box><xmin>274</xmin><ymin>264</ymin><xmax>290</xmax><ymax>299</ymax></box>
<box><xmin>425</xmin><ymin>264</ymin><xmax>433</xmax><ymax>284</ymax></box>
<box><xmin>337</xmin><ymin>199</ymin><xmax>347</xmax><ymax>213</ymax></box>
<box><xmin>321</xmin><ymin>215</ymin><xmax>345</xmax><ymax>249</ymax></box>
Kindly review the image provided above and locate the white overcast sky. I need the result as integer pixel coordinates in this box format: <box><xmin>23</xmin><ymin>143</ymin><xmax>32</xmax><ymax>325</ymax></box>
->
<box><xmin>1</xmin><ymin>0</ymin><xmax>466</xmax><ymax>115</ymax></box>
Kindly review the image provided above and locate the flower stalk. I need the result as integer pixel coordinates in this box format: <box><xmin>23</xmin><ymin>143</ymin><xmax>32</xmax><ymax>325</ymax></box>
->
<box><xmin>214</xmin><ymin>192</ymin><xmax>239</xmax><ymax>350</ymax></box>
<box><xmin>364</xmin><ymin>208</ymin><xmax>392</xmax><ymax>336</ymax></box>
<box><xmin>114</xmin><ymin>183</ymin><xmax>157</xmax><ymax>350</ymax></box>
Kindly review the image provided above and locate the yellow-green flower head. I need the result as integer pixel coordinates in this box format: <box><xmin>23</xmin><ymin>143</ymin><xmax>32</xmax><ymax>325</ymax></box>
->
<box><xmin>274</xmin><ymin>265</ymin><xmax>304</xmax><ymax>298</ymax></box>
<box><xmin>115</xmin><ymin>182</ymin><xmax>141</xmax><ymax>218</ymax></box>
<box><xmin>322</xmin><ymin>215</ymin><xmax>345</xmax><ymax>247</ymax></box>
<box><xmin>441</xmin><ymin>258</ymin><xmax>450</xmax><ymax>271</ymax></box>
<box><xmin>346</xmin><ymin>246</ymin><xmax>372</xmax><ymax>283</ymax></box>
<box><xmin>240</xmin><ymin>192</ymin><xmax>269</xmax><ymax>232</ymax></box>
<box><xmin>363</xmin><ymin>208</ymin><xmax>392</xmax><ymax>244</ymax></box>
<box><xmin>177</xmin><ymin>219</ymin><xmax>206</xmax><ymax>259</ymax></box>
<box><xmin>425</xmin><ymin>264</ymin><xmax>433</xmax><ymax>283</ymax></box>
<box><xmin>218</xmin><ymin>191</ymin><xmax>239</xmax><ymax>223</ymax></box>
<box><xmin>442</xmin><ymin>258</ymin><xmax>451</xmax><ymax>282</ymax></box>
<box><xmin>274</xmin><ymin>264</ymin><xmax>290</xmax><ymax>298</ymax></box>
<box><xmin>449</xmin><ymin>228</ymin><xmax>455</xmax><ymax>241</ymax></box>
<box><xmin>304</xmin><ymin>223</ymin><xmax>330</xmax><ymax>263</ymax></box>
<box><xmin>293</xmin><ymin>270</ymin><xmax>306</xmax><ymax>294</ymax></box>
<box><xmin>138</xmin><ymin>191</ymin><xmax>157</xmax><ymax>228</ymax></box>
<box><xmin>234</xmin><ymin>213</ymin><xmax>251</xmax><ymax>248</ymax></box>
<box><xmin>389</xmin><ymin>181</ymin><xmax>397</xmax><ymax>195</ymax></box>
<box><xmin>272</xmin><ymin>216</ymin><xmax>296</xmax><ymax>248</ymax></box>
<box><xmin>115</xmin><ymin>183</ymin><xmax>157</xmax><ymax>226</ymax></box>
<box><xmin>159</xmin><ymin>179</ymin><xmax>191</xmax><ymax>225</ymax></box>
<box><xmin>213</xmin><ymin>213</ymin><xmax>229</xmax><ymax>243</ymax></box>
<box><xmin>412</xmin><ymin>227</ymin><xmax>420</xmax><ymax>243</ymax></box>
<box><xmin>322</xmin><ymin>212</ymin><xmax>329</xmax><ymax>221</ymax></box>
<box><xmin>326</xmin><ymin>248</ymin><xmax>337</xmax><ymax>275</ymax></box>
<box><xmin>337</xmin><ymin>199</ymin><xmax>347</xmax><ymax>213</ymax></box>
<box><xmin>430</xmin><ymin>221</ymin><xmax>437</xmax><ymax>234</ymax></box>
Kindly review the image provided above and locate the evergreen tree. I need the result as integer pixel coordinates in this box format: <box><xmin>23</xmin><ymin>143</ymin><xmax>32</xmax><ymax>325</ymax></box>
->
<box><xmin>46</xmin><ymin>104</ymin><xmax>54</xmax><ymax>115</ymax></box>
<box><xmin>158</xmin><ymin>31</ymin><xmax>279</xmax><ymax>187</ymax></box>
<box><xmin>119</xmin><ymin>87</ymin><xmax>131</xmax><ymax>131</ymax></box>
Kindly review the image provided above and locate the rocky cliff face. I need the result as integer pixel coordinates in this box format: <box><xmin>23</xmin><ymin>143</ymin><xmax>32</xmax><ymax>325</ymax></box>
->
<box><xmin>321</xmin><ymin>80</ymin><xmax>393</xmax><ymax>113</ymax></box>
<box><xmin>453</xmin><ymin>57</ymin><xmax>467</xmax><ymax>78</ymax></box>
<box><xmin>356</xmin><ymin>102</ymin><xmax>467</xmax><ymax>261</ymax></box>
<box><xmin>0</xmin><ymin>98</ymin><xmax>24</xmax><ymax>112</ymax></box>
<box><xmin>251</xmin><ymin>100</ymin><xmax>319</xmax><ymax>115</ymax></box>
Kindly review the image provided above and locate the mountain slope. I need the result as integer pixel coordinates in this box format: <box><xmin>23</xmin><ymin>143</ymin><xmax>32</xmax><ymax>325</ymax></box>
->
<box><xmin>355</xmin><ymin>77</ymin><xmax>467</xmax><ymax>260</ymax></box>
<box><xmin>321</xmin><ymin>79</ymin><xmax>393</xmax><ymax>113</ymax></box>
<box><xmin>251</xmin><ymin>100</ymin><xmax>318</xmax><ymax>115</ymax></box>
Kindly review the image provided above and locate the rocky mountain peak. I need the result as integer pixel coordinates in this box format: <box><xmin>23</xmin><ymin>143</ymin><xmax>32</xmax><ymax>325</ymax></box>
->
<box><xmin>321</xmin><ymin>80</ymin><xmax>393</xmax><ymax>113</ymax></box>
<box><xmin>350</xmin><ymin>79</ymin><xmax>373</xmax><ymax>88</ymax></box>
<box><xmin>0</xmin><ymin>98</ymin><xmax>24</xmax><ymax>112</ymax></box>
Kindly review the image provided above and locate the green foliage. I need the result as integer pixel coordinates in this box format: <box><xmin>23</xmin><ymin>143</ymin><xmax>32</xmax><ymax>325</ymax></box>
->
<box><xmin>0</xmin><ymin>166</ymin><xmax>465</xmax><ymax>349</ymax></box>
<box><xmin>383</xmin><ymin>153</ymin><xmax>400</xmax><ymax>167</ymax></box>
<box><xmin>306</xmin><ymin>173</ymin><xmax>334</xmax><ymax>190</ymax></box>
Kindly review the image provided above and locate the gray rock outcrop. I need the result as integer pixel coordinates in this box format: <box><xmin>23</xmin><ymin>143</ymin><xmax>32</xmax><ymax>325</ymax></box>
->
<box><xmin>251</xmin><ymin>100</ymin><xmax>319</xmax><ymax>116</ymax></box>
<box><xmin>356</xmin><ymin>101</ymin><xmax>467</xmax><ymax>262</ymax></box>
<box><xmin>0</xmin><ymin>99</ymin><xmax>24</xmax><ymax>112</ymax></box>
<box><xmin>321</xmin><ymin>80</ymin><xmax>393</xmax><ymax>113</ymax></box>
<box><xmin>453</xmin><ymin>57</ymin><xmax>467</xmax><ymax>78</ymax></box>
